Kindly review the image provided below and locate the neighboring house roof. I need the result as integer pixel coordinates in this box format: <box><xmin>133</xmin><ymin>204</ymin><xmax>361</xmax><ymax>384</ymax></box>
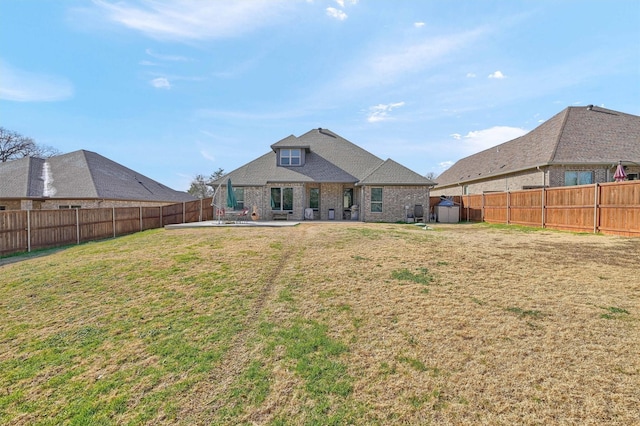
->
<box><xmin>436</xmin><ymin>106</ymin><xmax>640</xmax><ymax>187</ymax></box>
<box><xmin>214</xmin><ymin>128</ymin><xmax>435</xmax><ymax>187</ymax></box>
<box><xmin>0</xmin><ymin>150</ymin><xmax>195</xmax><ymax>202</ymax></box>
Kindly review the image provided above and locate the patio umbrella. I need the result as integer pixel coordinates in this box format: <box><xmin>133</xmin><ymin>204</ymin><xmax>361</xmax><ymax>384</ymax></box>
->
<box><xmin>226</xmin><ymin>178</ymin><xmax>238</xmax><ymax>209</ymax></box>
<box><xmin>614</xmin><ymin>161</ymin><xmax>627</xmax><ymax>182</ymax></box>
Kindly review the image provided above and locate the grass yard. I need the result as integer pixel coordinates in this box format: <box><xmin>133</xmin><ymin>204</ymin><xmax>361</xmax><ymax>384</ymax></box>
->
<box><xmin>0</xmin><ymin>222</ymin><xmax>638</xmax><ymax>425</ymax></box>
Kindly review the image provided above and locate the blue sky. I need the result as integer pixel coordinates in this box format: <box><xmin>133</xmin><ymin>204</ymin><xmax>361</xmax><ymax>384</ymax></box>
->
<box><xmin>2</xmin><ymin>0</ymin><xmax>639</xmax><ymax>191</ymax></box>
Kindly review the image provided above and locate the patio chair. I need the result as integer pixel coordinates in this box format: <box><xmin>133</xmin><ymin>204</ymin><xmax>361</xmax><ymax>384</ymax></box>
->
<box><xmin>232</xmin><ymin>207</ymin><xmax>249</xmax><ymax>223</ymax></box>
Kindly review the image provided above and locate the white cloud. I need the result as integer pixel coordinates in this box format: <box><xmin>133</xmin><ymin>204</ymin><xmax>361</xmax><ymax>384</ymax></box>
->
<box><xmin>335</xmin><ymin>0</ymin><xmax>358</xmax><ymax>6</ymax></box>
<box><xmin>93</xmin><ymin>0</ymin><xmax>291</xmax><ymax>41</ymax></box>
<box><xmin>439</xmin><ymin>161</ymin><xmax>454</xmax><ymax>170</ymax></box>
<box><xmin>461</xmin><ymin>126</ymin><xmax>527</xmax><ymax>154</ymax></box>
<box><xmin>450</xmin><ymin>133</ymin><xmax>462</xmax><ymax>140</ymax></box>
<box><xmin>414</xmin><ymin>22</ymin><xmax>425</xmax><ymax>28</ymax></box>
<box><xmin>0</xmin><ymin>61</ymin><xmax>73</xmax><ymax>102</ymax></box>
<box><xmin>200</xmin><ymin>149</ymin><xmax>215</xmax><ymax>162</ymax></box>
<box><xmin>466</xmin><ymin>72</ymin><xmax>476</xmax><ymax>78</ymax></box>
<box><xmin>326</xmin><ymin>7</ymin><xmax>347</xmax><ymax>20</ymax></box>
<box><xmin>367</xmin><ymin>101</ymin><xmax>405</xmax><ymax>123</ymax></box>
<box><xmin>151</xmin><ymin>77</ymin><xmax>171</xmax><ymax>89</ymax></box>
<box><xmin>488</xmin><ymin>70</ymin><xmax>506</xmax><ymax>79</ymax></box>
<box><xmin>145</xmin><ymin>49</ymin><xmax>190</xmax><ymax>62</ymax></box>
<box><xmin>339</xmin><ymin>26</ymin><xmax>488</xmax><ymax>90</ymax></box>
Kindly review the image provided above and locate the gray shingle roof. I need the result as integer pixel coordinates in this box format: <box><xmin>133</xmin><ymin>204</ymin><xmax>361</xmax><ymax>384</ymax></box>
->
<box><xmin>0</xmin><ymin>150</ymin><xmax>195</xmax><ymax>202</ymax></box>
<box><xmin>359</xmin><ymin>159</ymin><xmax>434</xmax><ymax>185</ymax></box>
<box><xmin>214</xmin><ymin>128</ymin><xmax>435</xmax><ymax>186</ymax></box>
<box><xmin>435</xmin><ymin>106</ymin><xmax>640</xmax><ymax>186</ymax></box>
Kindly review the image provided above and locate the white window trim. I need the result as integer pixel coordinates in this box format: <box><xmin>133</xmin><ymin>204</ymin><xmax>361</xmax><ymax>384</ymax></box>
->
<box><xmin>280</xmin><ymin>149</ymin><xmax>301</xmax><ymax>166</ymax></box>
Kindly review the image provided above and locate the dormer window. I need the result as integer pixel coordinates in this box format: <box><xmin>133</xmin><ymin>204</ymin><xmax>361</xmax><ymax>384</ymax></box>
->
<box><xmin>280</xmin><ymin>149</ymin><xmax>301</xmax><ymax>166</ymax></box>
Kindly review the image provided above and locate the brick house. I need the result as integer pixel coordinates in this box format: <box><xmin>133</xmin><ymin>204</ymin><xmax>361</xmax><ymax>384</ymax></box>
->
<box><xmin>0</xmin><ymin>150</ymin><xmax>195</xmax><ymax>211</ymax></box>
<box><xmin>432</xmin><ymin>105</ymin><xmax>640</xmax><ymax>197</ymax></box>
<box><xmin>210</xmin><ymin>128</ymin><xmax>435</xmax><ymax>222</ymax></box>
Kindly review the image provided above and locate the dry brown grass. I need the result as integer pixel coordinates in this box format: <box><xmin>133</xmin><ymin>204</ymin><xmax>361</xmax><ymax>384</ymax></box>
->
<box><xmin>1</xmin><ymin>222</ymin><xmax>638</xmax><ymax>425</ymax></box>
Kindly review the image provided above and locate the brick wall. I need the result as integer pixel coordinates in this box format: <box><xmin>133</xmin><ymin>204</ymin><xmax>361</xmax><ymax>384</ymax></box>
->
<box><xmin>234</xmin><ymin>183</ymin><xmax>430</xmax><ymax>222</ymax></box>
<box><xmin>361</xmin><ymin>185</ymin><xmax>430</xmax><ymax>222</ymax></box>
<box><xmin>432</xmin><ymin>169</ymin><xmax>546</xmax><ymax>197</ymax></box>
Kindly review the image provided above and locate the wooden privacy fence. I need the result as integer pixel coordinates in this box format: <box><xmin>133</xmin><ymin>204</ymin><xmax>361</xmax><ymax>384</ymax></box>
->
<box><xmin>2</xmin><ymin>182</ymin><xmax>639</xmax><ymax>256</ymax></box>
<box><xmin>0</xmin><ymin>197</ymin><xmax>214</xmax><ymax>256</ymax></box>
<box><xmin>460</xmin><ymin>181</ymin><xmax>640</xmax><ymax>237</ymax></box>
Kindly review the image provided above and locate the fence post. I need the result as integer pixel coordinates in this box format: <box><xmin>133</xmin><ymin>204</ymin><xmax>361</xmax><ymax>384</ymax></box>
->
<box><xmin>140</xmin><ymin>206</ymin><xmax>143</xmax><ymax>231</ymax></box>
<box><xmin>183</xmin><ymin>202</ymin><xmax>186</xmax><ymax>223</ymax></box>
<box><xmin>506</xmin><ymin>191</ymin><xmax>511</xmax><ymax>225</ymax></box>
<box><xmin>27</xmin><ymin>209</ymin><xmax>31</xmax><ymax>253</ymax></box>
<box><xmin>541</xmin><ymin>188</ymin><xmax>546</xmax><ymax>229</ymax></box>
<box><xmin>160</xmin><ymin>205</ymin><xmax>163</xmax><ymax>228</ymax></box>
<box><xmin>199</xmin><ymin>198</ymin><xmax>203</xmax><ymax>222</ymax></box>
<box><xmin>481</xmin><ymin>193</ymin><xmax>485</xmax><ymax>222</ymax></box>
<box><xmin>76</xmin><ymin>208</ymin><xmax>80</xmax><ymax>245</ymax></box>
<box><xmin>593</xmin><ymin>183</ymin><xmax>599</xmax><ymax>234</ymax></box>
<box><xmin>112</xmin><ymin>207</ymin><xmax>116</xmax><ymax>238</ymax></box>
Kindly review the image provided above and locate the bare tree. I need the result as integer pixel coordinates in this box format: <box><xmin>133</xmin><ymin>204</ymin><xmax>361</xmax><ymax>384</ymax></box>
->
<box><xmin>28</xmin><ymin>143</ymin><xmax>61</xmax><ymax>159</ymax></box>
<box><xmin>425</xmin><ymin>171</ymin><xmax>438</xmax><ymax>181</ymax></box>
<box><xmin>187</xmin><ymin>168</ymin><xmax>225</xmax><ymax>198</ymax></box>
<box><xmin>188</xmin><ymin>174</ymin><xmax>212</xmax><ymax>198</ymax></box>
<box><xmin>0</xmin><ymin>127</ymin><xmax>61</xmax><ymax>162</ymax></box>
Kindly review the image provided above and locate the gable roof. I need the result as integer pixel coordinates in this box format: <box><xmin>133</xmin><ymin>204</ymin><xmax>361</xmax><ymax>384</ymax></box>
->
<box><xmin>435</xmin><ymin>106</ymin><xmax>640</xmax><ymax>187</ymax></box>
<box><xmin>214</xmin><ymin>128</ymin><xmax>435</xmax><ymax>187</ymax></box>
<box><xmin>359</xmin><ymin>159</ymin><xmax>434</xmax><ymax>186</ymax></box>
<box><xmin>0</xmin><ymin>150</ymin><xmax>195</xmax><ymax>202</ymax></box>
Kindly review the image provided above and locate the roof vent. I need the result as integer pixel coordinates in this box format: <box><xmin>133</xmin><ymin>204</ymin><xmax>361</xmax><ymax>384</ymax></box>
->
<box><xmin>587</xmin><ymin>105</ymin><xmax>593</xmax><ymax>110</ymax></box>
<box><xmin>317</xmin><ymin>128</ymin><xmax>336</xmax><ymax>138</ymax></box>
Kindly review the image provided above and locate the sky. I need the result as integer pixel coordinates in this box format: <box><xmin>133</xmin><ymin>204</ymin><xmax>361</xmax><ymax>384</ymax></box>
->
<box><xmin>1</xmin><ymin>0</ymin><xmax>639</xmax><ymax>192</ymax></box>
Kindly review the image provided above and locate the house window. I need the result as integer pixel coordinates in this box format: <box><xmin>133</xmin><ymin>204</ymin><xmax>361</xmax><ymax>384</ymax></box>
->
<box><xmin>463</xmin><ymin>185</ymin><xmax>470</xmax><ymax>195</ymax></box>
<box><xmin>59</xmin><ymin>205</ymin><xmax>81</xmax><ymax>209</ymax></box>
<box><xmin>271</xmin><ymin>187</ymin><xmax>293</xmax><ymax>210</ymax></box>
<box><xmin>0</xmin><ymin>206</ymin><xmax>5</xmax><ymax>210</ymax></box>
<box><xmin>371</xmin><ymin>188</ymin><xmax>383</xmax><ymax>213</ymax></box>
<box><xmin>234</xmin><ymin>188</ymin><xmax>244</xmax><ymax>209</ymax></box>
<box><xmin>280</xmin><ymin>149</ymin><xmax>301</xmax><ymax>166</ymax></box>
<box><xmin>627</xmin><ymin>173</ymin><xmax>638</xmax><ymax>181</ymax></box>
<box><xmin>564</xmin><ymin>171</ymin><xmax>593</xmax><ymax>186</ymax></box>
<box><xmin>310</xmin><ymin>188</ymin><xmax>319</xmax><ymax>209</ymax></box>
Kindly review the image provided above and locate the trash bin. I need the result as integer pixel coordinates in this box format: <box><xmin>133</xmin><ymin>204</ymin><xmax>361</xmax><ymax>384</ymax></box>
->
<box><xmin>328</xmin><ymin>209</ymin><xmax>335</xmax><ymax>220</ymax></box>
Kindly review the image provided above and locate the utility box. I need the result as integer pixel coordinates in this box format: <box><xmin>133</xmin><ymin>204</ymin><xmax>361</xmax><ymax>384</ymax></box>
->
<box><xmin>436</xmin><ymin>206</ymin><xmax>460</xmax><ymax>223</ymax></box>
<box><xmin>328</xmin><ymin>209</ymin><xmax>335</xmax><ymax>220</ymax></box>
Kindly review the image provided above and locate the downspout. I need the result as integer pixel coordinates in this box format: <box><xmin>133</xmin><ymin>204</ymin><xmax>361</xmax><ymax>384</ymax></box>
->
<box><xmin>536</xmin><ymin>166</ymin><xmax>544</xmax><ymax>187</ymax></box>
